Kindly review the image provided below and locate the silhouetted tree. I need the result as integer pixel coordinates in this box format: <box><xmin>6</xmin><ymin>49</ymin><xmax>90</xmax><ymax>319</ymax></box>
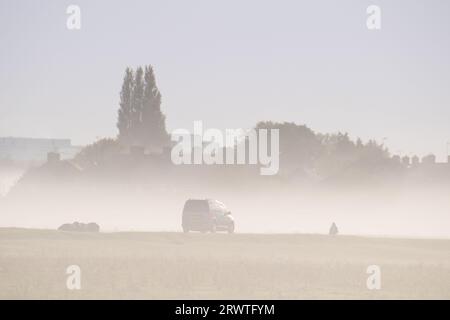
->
<box><xmin>255</xmin><ymin>121</ymin><xmax>323</xmax><ymax>171</ymax></box>
<box><xmin>117</xmin><ymin>66</ymin><xmax>169</xmax><ymax>151</ymax></box>
<box><xmin>356</xmin><ymin>138</ymin><xmax>363</xmax><ymax>149</ymax></box>
<box><xmin>131</xmin><ymin>66</ymin><xmax>145</xmax><ymax>146</ymax></box>
<box><xmin>117</xmin><ymin>68</ymin><xmax>134</xmax><ymax>145</ymax></box>
<box><xmin>141</xmin><ymin>65</ymin><xmax>169</xmax><ymax>151</ymax></box>
<box><xmin>74</xmin><ymin>138</ymin><xmax>122</xmax><ymax>167</ymax></box>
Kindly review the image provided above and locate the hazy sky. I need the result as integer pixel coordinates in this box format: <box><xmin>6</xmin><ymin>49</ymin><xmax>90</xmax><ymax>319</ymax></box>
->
<box><xmin>1</xmin><ymin>0</ymin><xmax>450</xmax><ymax>159</ymax></box>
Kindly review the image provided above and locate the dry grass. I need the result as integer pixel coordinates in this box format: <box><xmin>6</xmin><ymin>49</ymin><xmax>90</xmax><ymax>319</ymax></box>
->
<box><xmin>0</xmin><ymin>228</ymin><xmax>449</xmax><ymax>299</ymax></box>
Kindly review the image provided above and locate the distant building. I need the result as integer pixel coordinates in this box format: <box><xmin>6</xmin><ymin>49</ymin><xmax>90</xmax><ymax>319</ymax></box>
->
<box><xmin>392</xmin><ymin>155</ymin><xmax>401</xmax><ymax>163</ymax></box>
<box><xmin>411</xmin><ymin>155</ymin><xmax>420</xmax><ymax>166</ymax></box>
<box><xmin>401</xmin><ymin>156</ymin><xmax>410</xmax><ymax>167</ymax></box>
<box><xmin>422</xmin><ymin>154</ymin><xmax>436</xmax><ymax>165</ymax></box>
<box><xmin>404</xmin><ymin>153</ymin><xmax>450</xmax><ymax>184</ymax></box>
<box><xmin>0</xmin><ymin>137</ymin><xmax>82</xmax><ymax>162</ymax></box>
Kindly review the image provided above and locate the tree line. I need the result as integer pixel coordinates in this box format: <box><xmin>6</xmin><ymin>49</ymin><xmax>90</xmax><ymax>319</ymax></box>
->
<box><xmin>77</xmin><ymin>65</ymin><xmax>403</xmax><ymax>180</ymax></box>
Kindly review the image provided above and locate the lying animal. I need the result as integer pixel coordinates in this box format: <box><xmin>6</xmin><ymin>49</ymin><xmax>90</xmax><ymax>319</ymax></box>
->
<box><xmin>58</xmin><ymin>222</ymin><xmax>100</xmax><ymax>232</ymax></box>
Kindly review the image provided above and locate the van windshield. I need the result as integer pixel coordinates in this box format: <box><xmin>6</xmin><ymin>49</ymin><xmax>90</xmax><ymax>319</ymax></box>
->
<box><xmin>183</xmin><ymin>200</ymin><xmax>209</xmax><ymax>213</ymax></box>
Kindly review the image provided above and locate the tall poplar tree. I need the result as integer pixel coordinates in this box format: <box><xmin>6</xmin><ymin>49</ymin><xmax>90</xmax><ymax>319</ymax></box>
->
<box><xmin>142</xmin><ymin>65</ymin><xmax>169</xmax><ymax>151</ymax></box>
<box><xmin>117</xmin><ymin>68</ymin><xmax>134</xmax><ymax>145</ymax></box>
<box><xmin>131</xmin><ymin>66</ymin><xmax>145</xmax><ymax>146</ymax></box>
<box><xmin>117</xmin><ymin>65</ymin><xmax>169</xmax><ymax>151</ymax></box>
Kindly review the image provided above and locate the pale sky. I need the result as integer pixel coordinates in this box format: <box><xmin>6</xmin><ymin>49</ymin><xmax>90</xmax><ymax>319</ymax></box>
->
<box><xmin>1</xmin><ymin>0</ymin><xmax>450</xmax><ymax>159</ymax></box>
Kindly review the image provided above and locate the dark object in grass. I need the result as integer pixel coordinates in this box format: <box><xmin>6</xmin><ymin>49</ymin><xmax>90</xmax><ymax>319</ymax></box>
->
<box><xmin>58</xmin><ymin>221</ymin><xmax>100</xmax><ymax>232</ymax></box>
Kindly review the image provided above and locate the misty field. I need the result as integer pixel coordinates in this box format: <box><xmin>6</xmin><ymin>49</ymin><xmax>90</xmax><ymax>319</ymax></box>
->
<box><xmin>0</xmin><ymin>228</ymin><xmax>449</xmax><ymax>299</ymax></box>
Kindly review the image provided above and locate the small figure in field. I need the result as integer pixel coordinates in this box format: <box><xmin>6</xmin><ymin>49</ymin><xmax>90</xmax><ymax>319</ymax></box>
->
<box><xmin>329</xmin><ymin>222</ymin><xmax>339</xmax><ymax>236</ymax></box>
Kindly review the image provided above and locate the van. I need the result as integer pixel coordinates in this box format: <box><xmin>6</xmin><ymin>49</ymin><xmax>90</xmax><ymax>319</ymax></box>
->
<box><xmin>182</xmin><ymin>199</ymin><xmax>234</xmax><ymax>233</ymax></box>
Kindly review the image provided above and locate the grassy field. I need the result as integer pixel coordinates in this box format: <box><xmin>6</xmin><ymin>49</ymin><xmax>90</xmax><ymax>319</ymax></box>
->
<box><xmin>0</xmin><ymin>228</ymin><xmax>449</xmax><ymax>299</ymax></box>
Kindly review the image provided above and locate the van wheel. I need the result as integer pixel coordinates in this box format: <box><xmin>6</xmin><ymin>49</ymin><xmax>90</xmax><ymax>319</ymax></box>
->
<box><xmin>228</xmin><ymin>224</ymin><xmax>235</xmax><ymax>234</ymax></box>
